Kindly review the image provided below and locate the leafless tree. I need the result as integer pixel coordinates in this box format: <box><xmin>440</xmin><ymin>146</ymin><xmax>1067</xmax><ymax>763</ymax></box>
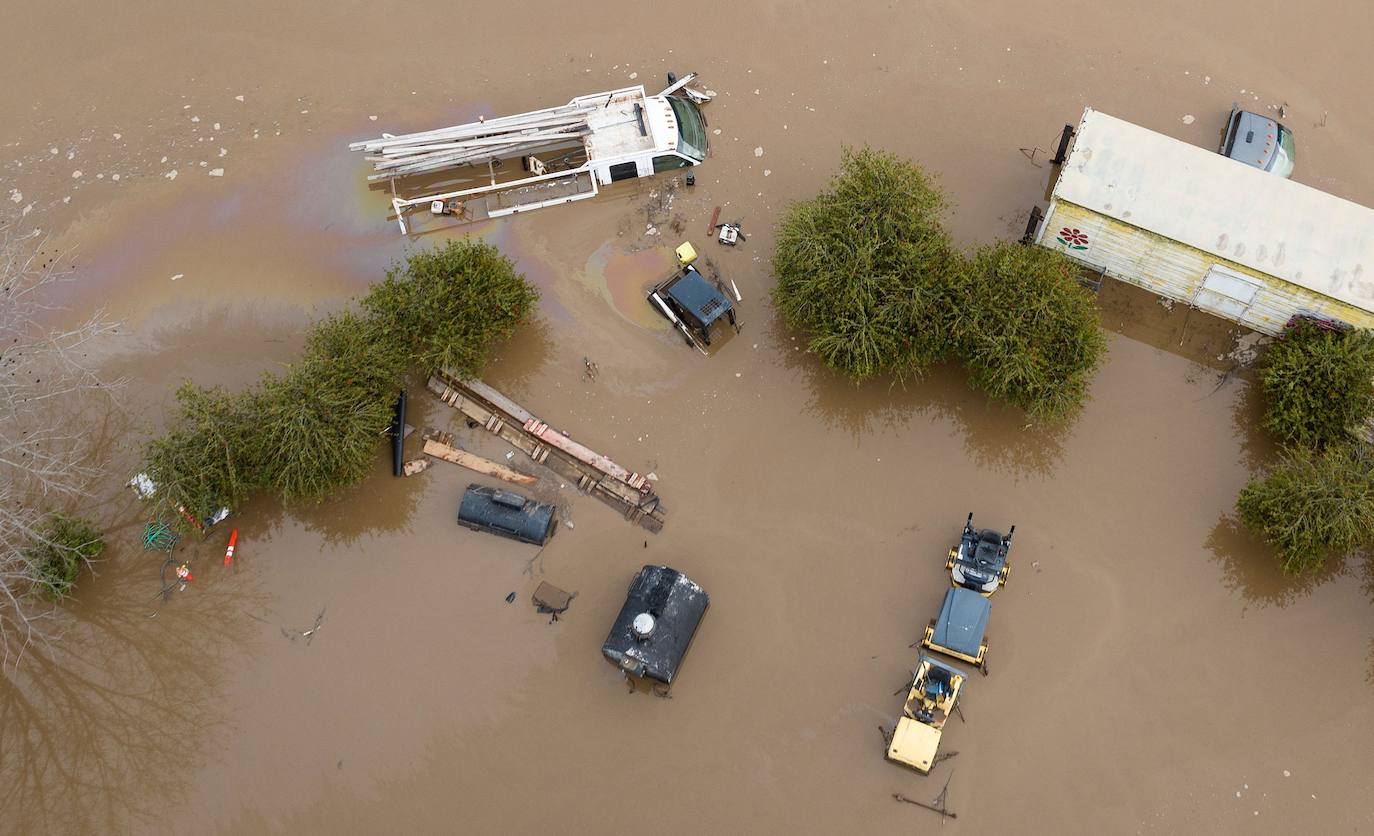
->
<box><xmin>0</xmin><ymin>227</ymin><xmax>122</xmax><ymax>665</ymax></box>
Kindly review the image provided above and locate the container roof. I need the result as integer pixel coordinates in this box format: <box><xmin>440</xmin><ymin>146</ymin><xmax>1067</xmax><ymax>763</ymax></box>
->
<box><xmin>1054</xmin><ymin>107</ymin><xmax>1374</xmax><ymax>315</ymax></box>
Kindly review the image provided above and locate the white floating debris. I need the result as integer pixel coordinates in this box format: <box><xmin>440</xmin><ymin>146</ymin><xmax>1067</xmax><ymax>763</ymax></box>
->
<box><xmin>735</xmin><ymin>372</ymin><xmax>742</xmax><ymax>378</ymax></box>
<box><xmin>160</xmin><ymin>155</ymin><xmax>168</xmax><ymax>163</ymax></box>
<box><xmin>1181</xmin><ymin>115</ymin><xmax>1195</xmax><ymax>125</ymax></box>
<box><xmin>646</xmin><ymin>472</ymin><xmax>659</xmax><ymax>481</ymax></box>
<box><xmin>1283</xmin><ymin>770</ymin><xmax>1291</xmax><ymax>778</ymax></box>
<box><xmin>368</xmin><ymin>115</ymin><xmax>378</xmax><ymax>121</ymax></box>
<box><xmin>753</xmin><ymin>88</ymin><xmax>760</xmax><ymax>95</ymax></box>
<box><xmin>218</xmin><ymin>147</ymin><xmax>228</xmax><ymax>157</ymax></box>
<box><xmin>1204</xmin><ymin>75</ymin><xmax>1211</xmax><ymax>84</ymax></box>
<box><xmin>763</xmin><ymin>169</ymin><xmax>771</xmax><ymax>176</ymax></box>
<box><xmin>113</xmin><ymin>132</ymin><xmax>122</xmax><ymax>140</ymax></box>
<box><xmin>300</xmin><ymin>109</ymin><xmax>309</xmax><ymax>114</ymax></box>
<box><xmin>21</xmin><ymin>203</ymin><xmax>33</xmax><ymax>216</ymax></box>
<box><xmin>208</xmin><ymin>168</ymin><xmax>224</xmax><ymax>177</ymax></box>
<box><xmin>165</xmin><ymin>169</ymin><xmax>178</xmax><ymax>180</ymax></box>
<box><xmin>191</xmin><ymin>116</ymin><xmax>200</xmax><ymax>123</ymax></box>
<box><xmin>712</xmin><ymin>128</ymin><xmax>721</xmax><ymax>135</ymax></box>
<box><xmin>70</xmin><ymin>170</ymin><xmax>82</xmax><ymax>178</ymax></box>
<box><xmin>629</xmin><ymin>72</ymin><xmax>638</xmax><ymax>79</ymax></box>
<box><xmin>49</xmin><ymin>147</ymin><xmax>58</xmax><ymax>154</ymax></box>
<box><xmin>213</xmin><ymin>122</ymin><xmax>220</xmax><ymax>130</ymax></box>
<box><xmin>111</xmin><ymin>174</ymin><xmax>120</xmax><ymax>181</ymax></box>
<box><xmin>7</xmin><ymin>189</ymin><xmax>20</xmax><ymax>204</ymax></box>
<box><xmin>504</xmin><ymin>451</ymin><xmax>514</xmax><ymax>460</ymax></box>
<box><xmin>235</xmin><ymin>94</ymin><xmax>245</xmax><ymax>102</ymax></box>
<box><xmin>753</xmin><ymin>146</ymin><xmax>764</xmax><ymax>157</ymax></box>
<box><xmin>67</xmin><ymin>150</ymin><xmax>75</xmax><ymax>160</ymax></box>
<box><xmin>170</xmin><ymin>273</ymin><xmax>184</xmax><ymax>281</ymax></box>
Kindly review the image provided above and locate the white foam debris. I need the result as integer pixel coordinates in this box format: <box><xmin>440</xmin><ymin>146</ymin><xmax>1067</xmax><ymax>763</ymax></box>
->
<box><xmin>629</xmin><ymin>72</ymin><xmax>638</xmax><ymax>79</ymax></box>
<box><xmin>7</xmin><ymin>189</ymin><xmax>20</xmax><ymax>203</ymax></box>
<box><xmin>21</xmin><ymin>203</ymin><xmax>33</xmax><ymax>216</ymax></box>
<box><xmin>213</xmin><ymin>122</ymin><xmax>220</xmax><ymax>130</ymax></box>
<box><xmin>199</xmin><ymin>161</ymin><xmax>207</xmax><ymax>167</ymax></box>
<box><xmin>111</xmin><ymin>174</ymin><xmax>120</xmax><ymax>181</ymax></box>
<box><xmin>183</xmin><ymin>104</ymin><xmax>191</xmax><ymax>109</ymax></box>
<box><xmin>753</xmin><ymin>88</ymin><xmax>760</xmax><ymax>95</ymax></box>
<box><xmin>235</xmin><ymin>94</ymin><xmax>245</xmax><ymax>101</ymax></box>
<box><xmin>191</xmin><ymin>116</ymin><xmax>200</xmax><ymax>123</ymax></box>
<box><xmin>1205</xmin><ymin>75</ymin><xmax>1211</xmax><ymax>83</ymax></box>
<box><xmin>1283</xmin><ymin>770</ymin><xmax>1291</xmax><ymax>778</ymax></box>
<box><xmin>49</xmin><ymin>147</ymin><xmax>58</xmax><ymax>154</ymax></box>
<box><xmin>70</xmin><ymin>170</ymin><xmax>82</xmax><ymax>178</ymax></box>
<box><xmin>712</xmin><ymin>128</ymin><xmax>721</xmax><ymax>135</ymax></box>
<box><xmin>170</xmin><ymin>273</ymin><xmax>184</xmax><ymax>281</ymax></box>
<box><xmin>208</xmin><ymin>168</ymin><xmax>224</xmax><ymax>177</ymax></box>
<box><xmin>113</xmin><ymin>132</ymin><xmax>122</xmax><ymax>140</ymax></box>
<box><xmin>66</xmin><ymin>150</ymin><xmax>75</xmax><ymax>160</ymax></box>
<box><xmin>165</xmin><ymin>169</ymin><xmax>178</xmax><ymax>180</ymax></box>
<box><xmin>1182</xmin><ymin>115</ymin><xmax>1195</xmax><ymax>124</ymax></box>
<box><xmin>219</xmin><ymin>147</ymin><xmax>228</xmax><ymax>157</ymax></box>
<box><xmin>763</xmin><ymin>169</ymin><xmax>771</xmax><ymax>176</ymax></box>
<box><xmin>368</xmin><ymin>115</ymin><xmax>378</xmax><ymax>121</ymax></box>
<box><xmin>160</xmin><ymin>156</ymin><xmax>168</xmax><ymax>163</ymax></box>
<box><xmin>300</xmin><ymin>109</ymin><xmax>309</xmax><ymax>114</ymax></box>
<box><xmin>753</xmin><ymin>146</ymin><xmax>764</xmax><ymax>157</ymax></box>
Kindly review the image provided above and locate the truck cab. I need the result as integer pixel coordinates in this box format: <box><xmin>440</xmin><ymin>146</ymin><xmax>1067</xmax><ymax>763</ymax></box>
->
<box><xmin>1220</xmin><ymin>104</ymin><xmax>1295</xmax><ymax>178</ymax></box>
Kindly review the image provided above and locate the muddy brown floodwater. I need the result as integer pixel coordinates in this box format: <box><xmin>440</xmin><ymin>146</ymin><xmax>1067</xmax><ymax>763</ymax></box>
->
<box><xmin>4</xmin><ymin>1</ymin><xmax>1374</xmax><ymax>833</ymax></box>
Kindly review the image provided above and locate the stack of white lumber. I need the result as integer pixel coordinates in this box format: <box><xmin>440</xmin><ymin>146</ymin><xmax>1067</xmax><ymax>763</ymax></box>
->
<box><xmin>349</xmin><ymin>105</ymin><xmax>595</xmax><ymax>181</ymax></box>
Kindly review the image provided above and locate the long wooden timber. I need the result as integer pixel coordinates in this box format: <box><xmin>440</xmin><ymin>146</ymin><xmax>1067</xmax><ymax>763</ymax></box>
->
<box><xmin>426</xmin><ymin>373</ymin><xmax>666</xmax><ymax>533</ymax></box>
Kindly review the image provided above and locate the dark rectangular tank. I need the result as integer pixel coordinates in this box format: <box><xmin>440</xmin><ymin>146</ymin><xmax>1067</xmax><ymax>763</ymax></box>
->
<box><xmin>601</xmin><ymin>565</ymin><xmax>709</xmax><ymax>685</ymax></box>
<box><xmin>456</xmin><ymin>484</ymin><xmax>557</xmax><ymax>546</ymax></box>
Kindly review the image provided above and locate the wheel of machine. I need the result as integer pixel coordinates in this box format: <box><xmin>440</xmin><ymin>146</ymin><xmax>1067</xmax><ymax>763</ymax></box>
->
<box><xmin>921</xmin><ymin>622</ymin><xmax>935</xmax><ymax>648</ymax></box>
<box><xmin>945</xmin><ymin>547</ymin><xmax>957</xmax><ymax>570</ymax></box>
<box><xmin>999</xmin><ymin>562</ymin><xmax>1010</xmax><ymax>586</ymax></box>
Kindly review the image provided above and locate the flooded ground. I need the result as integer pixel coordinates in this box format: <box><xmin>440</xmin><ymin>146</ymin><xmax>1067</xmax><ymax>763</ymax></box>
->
<box><xmin>3</xmin><ymin>1</ymin><xmax>1373</xmax><ymax>833</ymax></box>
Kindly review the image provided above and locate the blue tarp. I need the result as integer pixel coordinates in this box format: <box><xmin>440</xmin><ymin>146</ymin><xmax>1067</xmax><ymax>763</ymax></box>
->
<box><xmin>931</xmin><ymin>588</ymin><xmax>990</xmax><ymax>658</ymax></box>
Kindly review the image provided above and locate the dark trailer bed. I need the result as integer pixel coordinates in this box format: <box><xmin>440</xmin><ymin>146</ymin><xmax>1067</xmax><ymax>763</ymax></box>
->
<box><xmin>920</xmin><ymin>587</ymin><xmax>991</xmax><ymax>668</ymax></box>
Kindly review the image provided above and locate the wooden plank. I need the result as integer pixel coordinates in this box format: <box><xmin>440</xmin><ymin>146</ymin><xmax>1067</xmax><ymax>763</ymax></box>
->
<box><xmin>425</xmin><ymin>376</ymin><xmax>665</xmax><ymax>533</ymax></box>
<box><xmin>423</xmin><ymin>439</ymin><xmax>537</xmax><ymax>485</ymax></box>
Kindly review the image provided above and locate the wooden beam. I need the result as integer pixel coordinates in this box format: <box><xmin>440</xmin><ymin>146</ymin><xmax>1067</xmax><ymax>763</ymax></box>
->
<box><xmin>423</xmin><ymin>439</ymin><xmax>537</xmax><ymax>485</ymax></box>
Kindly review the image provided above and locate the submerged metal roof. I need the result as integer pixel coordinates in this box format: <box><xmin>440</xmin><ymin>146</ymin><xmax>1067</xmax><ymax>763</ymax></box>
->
<box><xmin>1054</xmin><ymin>107</ymin><xmax>1374</xmax><ymax>315</ymax></box>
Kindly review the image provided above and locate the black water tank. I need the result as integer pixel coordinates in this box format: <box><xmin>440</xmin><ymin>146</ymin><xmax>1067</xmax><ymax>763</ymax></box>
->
<box><xmin>456</xmin><ymin>484</ymin><xmax>557</xmax><ymax>546</ymax></box>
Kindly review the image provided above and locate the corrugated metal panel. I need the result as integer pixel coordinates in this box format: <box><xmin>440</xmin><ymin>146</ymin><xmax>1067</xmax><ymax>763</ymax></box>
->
<box><xmin>1040</xmin><ymin>201</ymin><xmax>1374</xmax><ymax>335</ymax></box>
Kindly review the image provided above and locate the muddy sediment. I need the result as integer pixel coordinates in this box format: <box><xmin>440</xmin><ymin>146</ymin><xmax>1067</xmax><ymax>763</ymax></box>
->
<box><xmin>3</xmin><ymin>2</ymin><xmax>1373</xmax><ymax>834</ymax></box>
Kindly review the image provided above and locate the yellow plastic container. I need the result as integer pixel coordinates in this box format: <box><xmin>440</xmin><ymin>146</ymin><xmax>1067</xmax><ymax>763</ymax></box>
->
<box><xmin>675</xmin><ymin>241</ymin><xmax>698</xmax><ymax>266</ymax></box>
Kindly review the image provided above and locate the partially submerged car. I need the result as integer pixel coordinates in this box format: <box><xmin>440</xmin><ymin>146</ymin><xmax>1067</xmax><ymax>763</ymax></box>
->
<box><xmin>456</xmin><ymin>484</ymin><xmax>557</xmax><ymax>546</ymax></box>
<box><xmin>919</xmin><ymin>587</ymin><xmax>991</xmax><ymax>669</ymax></box>
<box><xmin>1220</xmin><ymin>103</ymin><xmax>1295</xmax><ymax>178</ymax></box>
<box><xmin>886</xmin><ymin>655</ymin><xmax>967</xmax><ymax>774</ymax></box>
<box><xmin>946</xmin><ymin>513</ymin><xmax>1013</xmax><ymax>596</ymax></box>
<box><xmin>601</xmin><ymin>565</ymin><xmax>709</xmax><ymax>687</ymax></box>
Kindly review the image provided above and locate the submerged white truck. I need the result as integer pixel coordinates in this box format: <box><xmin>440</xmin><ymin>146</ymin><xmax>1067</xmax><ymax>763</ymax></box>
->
<box><xmin>350</xmin><ymin>75</ymin><xmax>711</xmax><ymax>233</ymax></box>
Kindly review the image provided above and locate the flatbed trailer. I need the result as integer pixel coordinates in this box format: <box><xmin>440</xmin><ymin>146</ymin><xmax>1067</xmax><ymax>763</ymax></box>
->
<box><xmin>350</xmin><ymin>75</ymin><xmax>711</xmax><ymax>233</ymax></box>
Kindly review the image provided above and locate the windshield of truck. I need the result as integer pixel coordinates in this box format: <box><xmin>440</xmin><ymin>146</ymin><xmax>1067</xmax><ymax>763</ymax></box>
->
<box><xmin>669</xmin><ymin>96</ymin><xmax>708</xmax><ymax>162</ymax></box>
<box><xmin>1271</xmin><ymin>127</ymin><xmax>1296</xmax><ymax>178</ymax></box>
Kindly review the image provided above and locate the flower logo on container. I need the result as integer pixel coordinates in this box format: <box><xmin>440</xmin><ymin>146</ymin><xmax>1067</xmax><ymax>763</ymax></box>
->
<box><xmin>1056</xmin><ymin>227</ymin><xmax>1090</xmax><ymax>250</ymax></box>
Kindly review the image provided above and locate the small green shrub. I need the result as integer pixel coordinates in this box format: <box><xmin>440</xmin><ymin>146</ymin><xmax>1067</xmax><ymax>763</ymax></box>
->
<box><xmin>144</xmin><ymin>383</ymin><xmax>261</xmax><ymax>525</ymax></box>
<box><xmin>1260</xmin><ymin>322</ymin><xmax>1374</xmax><ymax>448</ymax></box>
<box><xmin>771</xmin><ymin>147</ymin><xmax>956</xmax><ymax>383</ymax></box>
<box><xmin>1236</xmin><ymin>442</ymin><xmax>1374</xmax><ymax>573</ymax></box>
<box><xmin>950</xmin><ymin>242</ymin><xmax>1107</xmax><ymax>422</ymax></box>
<box><xmin>24</xmin><ymin>514</ymin><xmax>105</xmax><ymax>600</ymax></box>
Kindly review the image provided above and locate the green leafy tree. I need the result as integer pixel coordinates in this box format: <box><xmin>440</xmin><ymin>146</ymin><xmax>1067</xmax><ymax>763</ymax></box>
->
<box><xmin>1236</xmin><ymin>443</ymin><xmax>1374</xmax><ymax>573</ymax></box>
<box><xmin>364</xmin><ymin>239</ymin><xmax>539</xmax><ymax>378</ymax></box>
<box><xmin>950</xmin><ymin>242</ymin><xmax>1107</xmax><ymax>422</ymax></box>
<box><xmin>771</xmin><ymin>147</ymin><xmax>955</xmax><ymax>383</ymax></box>
<box><xmin>143</xmin><ymin>239</ymin><xmax>537</xmax><ymax>516</ymax></box>
<box><xmin>23</xmin><ymin>514</ymin><xmax>104</xmax><ymax>600</ymax></box>
<box><xmin>1260</xmin><ymin>322</ymin><xmax>1374</xmax><ymax>448</ymax></box>
<box><xmin>144</xmin><ymin>384</ymin><xmax>261</xmax><ymax>525</ymax></box>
